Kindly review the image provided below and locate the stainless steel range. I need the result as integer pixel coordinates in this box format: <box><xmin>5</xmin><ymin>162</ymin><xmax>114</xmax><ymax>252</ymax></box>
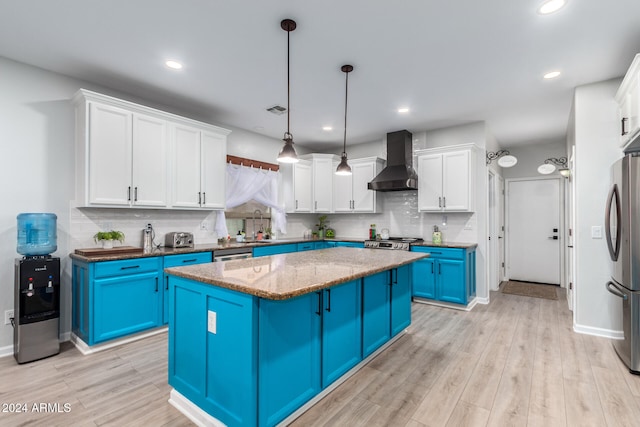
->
<box><xmin>364</xmin><ymin>237</ymin><xmax>423</xmax><ymax>251</ymax></box>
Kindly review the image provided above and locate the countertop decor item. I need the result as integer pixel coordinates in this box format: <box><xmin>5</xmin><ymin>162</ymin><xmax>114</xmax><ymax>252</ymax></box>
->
<box><xmin>335</xmin><ymin>64</ymin><xmax>354</xmax><ymax>176</ymax></box>
<box><xmin>432</xmin><ymin>225</ymin><xmax>442</xmax><ymax>244</ymax></box>
<box><xmin>93</xmin><ymin>230</ymin><xmax>125</xmax><ymax>249</ymax></box>
<box><xmin>325</xmin><ymin>228</ymin><xmax>335</xmax><ymax>238</ymax></box>
<box><xmin>277</xmin><ymin>19</ymin><xmax>299</xmax><ymax>164</ymax></box>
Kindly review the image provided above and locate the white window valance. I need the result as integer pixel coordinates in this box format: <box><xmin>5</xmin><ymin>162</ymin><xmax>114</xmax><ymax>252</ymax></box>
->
<box><xmin>215</xmin><ymin>164</ymin><xmax>286</xmax><ymax>238</ymax></box>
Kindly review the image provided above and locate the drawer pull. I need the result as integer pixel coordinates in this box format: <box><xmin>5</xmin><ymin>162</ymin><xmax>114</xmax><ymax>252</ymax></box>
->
<box><xmin>430</xmin><ymin>251</ymin><xmax>442</xmax><ymax>254</ymax></box>
<box><xmin>120</xmin><ymin>265</ymin><xmax>140</xmax><ymax>270</ymax></box>
<box><xmin>182</xmin><ymin>259</ymin><xmax>197</xmax><ymax>263</ymax></box>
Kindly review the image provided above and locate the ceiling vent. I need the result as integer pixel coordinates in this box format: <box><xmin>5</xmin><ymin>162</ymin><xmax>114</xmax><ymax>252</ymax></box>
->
<box><xmin>266</xmin><ymin>105</ymin><xmax>287</xmax><ymax>115</ymax></box>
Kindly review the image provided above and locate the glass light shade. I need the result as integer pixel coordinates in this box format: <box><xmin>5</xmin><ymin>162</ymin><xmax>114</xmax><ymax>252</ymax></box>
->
<box><xmin>538</xmin><ymin>0</ymin><xmax>566</xmax><ymax>15</ymax></box>
<box><xmin>538</xmin><ymin>163</ymin><xmax>556</xmax><ymax>174</ymax></box>
<box><xmin>497</xmin><ymin>155</ymin><xmax>518</xmax><ymax>168</ymax></box>
<box><xmin>277</xmin><ymin>139</ymin><xmax>298</xmax><ymax>163</ymax></box>
<box><xmin>335</xmin><ymin>154</ymin><xmax>352</xmax><ymax>175</ymax></box>
<box><xmin>559</xmin><ymin>168</ymin><xmax>571</xmax><ymax>178</ymax></box>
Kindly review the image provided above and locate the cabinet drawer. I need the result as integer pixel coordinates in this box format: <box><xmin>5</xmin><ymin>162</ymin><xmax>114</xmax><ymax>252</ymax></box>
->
<box><xmin>411</xmin><ymin>246</ymin><xmax>464</xmax><ymax>260</ymax></box>
<box><xmin>94</xmin><ymin>257</ymin><xmax>160</xmax><ymax>279</ymax></box>
<box><xmin>164</xmin><ymin>252</ymin><xmax>211</xmax><ymax>268</ymax></box>
<box><xmin>297</xmin><ymin>242</ymin><xmax>315</xmax><ymax>252</ymax></box>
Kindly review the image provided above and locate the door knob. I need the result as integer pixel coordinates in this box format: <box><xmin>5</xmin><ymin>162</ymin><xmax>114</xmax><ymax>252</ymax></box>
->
<box><xmin>548</xmin><ymin>236</ymin><xmax>559</xmax><ymax>240</ymax></box>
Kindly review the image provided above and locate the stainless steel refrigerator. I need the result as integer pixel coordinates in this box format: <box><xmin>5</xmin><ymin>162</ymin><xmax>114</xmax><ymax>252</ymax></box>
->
<box><xmin>605</xmin><ymin>153</ymin><xmax>640</xmax><ymax>373</ymax></box>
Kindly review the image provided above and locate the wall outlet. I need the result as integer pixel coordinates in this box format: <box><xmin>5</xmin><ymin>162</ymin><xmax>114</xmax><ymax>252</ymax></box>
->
<box><xmin>200</xmin><ymin>221</ymin><xmax>209</xmax><ymax>231</ymax></box>
<box><xmin>5</xmin><ymin>309</ymin><xmax>14</xmax><ymax>325</ymax></box>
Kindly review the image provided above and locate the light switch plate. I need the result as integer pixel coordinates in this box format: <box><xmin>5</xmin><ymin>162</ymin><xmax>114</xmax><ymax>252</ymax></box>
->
<box><xmin>207</xmin><ymin>310</ymin><xmax>217</xmax><ymax>334</ymax></box>
<box><xmin>591</xmin><ymin>226</ymin><xmax>602</xmax><ymax>239</ymax></box>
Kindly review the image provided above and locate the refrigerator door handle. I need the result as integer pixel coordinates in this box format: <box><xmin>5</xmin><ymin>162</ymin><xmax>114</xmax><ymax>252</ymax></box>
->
<box><xmin>606</xmin><ymin>281</ymin><xmax>628</xmax><ymax>300</ymax></box>
<box><xmin>605</xmin><ymin>184</ymin><xmax>621</xmax><ymax>261</ymax></box>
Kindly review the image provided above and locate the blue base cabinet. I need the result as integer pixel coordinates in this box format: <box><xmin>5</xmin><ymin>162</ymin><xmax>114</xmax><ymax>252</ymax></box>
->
<box><xmin>167</xmin><ymin>265</ymin><xmax>411</xmax><ymax>427</ymax></box>
<box><xmin>72</xmin><ymin>256</ymin><xmax>163</xmax><ymax>345</ymax></box>
<box><xmin>411</xmin><ymin>246</ymin><xmax>476</xmax><ymax>306</ymax></box>
<box><xmin>258</xmin><ymin>293</ymin><xmax>321</xmax><ymax>427</ymax></box>
<box><xmin>162</xmin><ymin>252</ymin><xmax>212</xmax><ymax>324</ymax></box>
<box><xmin>321</xmin><ymin>280</ymin><xmax>362</xmax><ymax>387</ymax></box>
<box><xmin>253</xmin><ymin>243</ymin><xmax>297</xmax><ymax>257</ymax></box>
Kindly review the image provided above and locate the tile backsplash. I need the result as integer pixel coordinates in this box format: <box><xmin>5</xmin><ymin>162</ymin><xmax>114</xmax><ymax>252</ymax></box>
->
<box><xmin>69</xmin><ymin>191</ymin><xmax>477</xmax><ymax>250</ymax></box>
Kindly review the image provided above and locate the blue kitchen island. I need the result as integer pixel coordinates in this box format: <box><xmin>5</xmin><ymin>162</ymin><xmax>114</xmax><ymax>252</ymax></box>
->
<box><xmin>164</xmin><ymin>247</ymin><xmax>427</xmax><ymax>427</ymax></box>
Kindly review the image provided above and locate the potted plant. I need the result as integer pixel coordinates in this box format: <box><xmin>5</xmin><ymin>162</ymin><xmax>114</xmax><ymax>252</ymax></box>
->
<box><xmin>315</xmin><ymin>215</ymin><xmax>328</xmax><ymax>240</ymax></box>
<box><xmin>93</xmin><ymin>230</ymin><xmax>125</xmax><ymax>249</ymax></box>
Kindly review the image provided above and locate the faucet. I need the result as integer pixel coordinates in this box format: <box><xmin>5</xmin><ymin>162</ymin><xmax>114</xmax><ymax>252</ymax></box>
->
<box><xmin>253</xmin><ymin>209</ymin><xmax>263</xmax><ymax>239</ymax></box>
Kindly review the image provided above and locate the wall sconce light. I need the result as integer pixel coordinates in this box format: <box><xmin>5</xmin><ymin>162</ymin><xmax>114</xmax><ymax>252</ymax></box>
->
<box><xmin>486</xmin><ymin>150</ymin><xmax>518</xmax><ymax>167</ymax></box>
<box><xmin>538</xmin><ymin>156</ymin><xmax>568</xmax><ymax>175</ymax></box>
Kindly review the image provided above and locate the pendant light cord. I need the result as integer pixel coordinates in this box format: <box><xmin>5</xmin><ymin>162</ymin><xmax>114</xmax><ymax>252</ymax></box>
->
<box><xmin>287</xmin><ymin>27</ymin><xmax>291</xmax><ymax>138</ymax></box>
<box><xmin>343</xmin><ymin>70</ymin><xmax>348</xmax><ymax>155</ymax></box>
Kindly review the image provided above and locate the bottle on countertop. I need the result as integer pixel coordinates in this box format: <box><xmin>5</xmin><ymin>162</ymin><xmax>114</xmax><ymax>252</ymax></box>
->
<box><xmin>369</xmin><ymin>224</ymin><xmax>376</xmax><ymax>240</ymax></box>
<box><xmin>432</xmin><ymin>225</ymin><xmax>442</xmax><ymax>244</ymax></box>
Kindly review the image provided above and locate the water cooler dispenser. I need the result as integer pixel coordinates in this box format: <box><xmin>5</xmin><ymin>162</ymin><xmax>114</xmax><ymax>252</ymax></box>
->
<box><xmin>14</xmin><ymin>213</ymin><xmax>60</xmax><ymax>364</ymax></box>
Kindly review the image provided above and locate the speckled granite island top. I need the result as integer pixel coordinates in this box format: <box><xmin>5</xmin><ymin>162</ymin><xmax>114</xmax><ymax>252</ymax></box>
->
<box><xmin>165</xmin><ymin>247</ymin><xmax>428</xmax><ymax>300</ymax></box>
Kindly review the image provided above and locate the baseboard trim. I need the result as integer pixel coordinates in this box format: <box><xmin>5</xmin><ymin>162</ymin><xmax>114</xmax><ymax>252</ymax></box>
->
<box><xmin>573</xmin><ymin>323</ymin><xmax>624</xmax><ymax>340</ymax></box>
<box><xmin>413</xmin><ymin>297</ymin><xmax>478</xmax><ymax>312</ymax></box>
<box><xmin>0</xmin><ymin>344</ymin><xmax>13</xmax><ymax>358</ymax></box>
<box><xmin>168</xmin><ymin>331</ymin><xmax>406</xmax><ymax>426</ymax></box>
<box><xmin>71</xmin><ymin>327</ymin><xmax>168</xmax><ymax>355</ymax></box>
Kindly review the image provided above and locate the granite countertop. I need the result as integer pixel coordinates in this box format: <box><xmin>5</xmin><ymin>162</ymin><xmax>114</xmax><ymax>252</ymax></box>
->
<box><xmin>165</xmin><ymin>247</ymin><xmax>428</xmax><ymax>300</ymax></box>
<box><xmin>411</xmin><ymin>241</ymin><xmax>478</xmax><ymax>249</ymax></box>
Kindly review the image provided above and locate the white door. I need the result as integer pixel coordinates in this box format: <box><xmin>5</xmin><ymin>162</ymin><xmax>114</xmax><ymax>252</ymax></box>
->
<box><xmin>88</xmin><ymin>102</ymin><xmax>132</xmax><ymax>206</ymax></box>
<box><xmin>488</xmin><ymin>171</ymin><xmax>498</xmax><ymax>291</ymax></box>
<box><xmin>498</xmin><ymin>175</ymin><xmax>506</xmax><ymax>282</ymax></box>
<box><xmin>201</xmin><ymin>130</ymin><xmax>226</xmax><ymax>209</ymax></box>
<box><xmin>507</xmin><ymin>178</ymin><xmax>561</xmax><ymax>284</ymax></box>
<box><xmin>442</xmin><ymin>150</ymin><xmax>470</xmax><ymax>211</ymax></box>
<box><xmin>132</xmin><ymin>113</ymin><xmax>168</xmax><ymax>207</ymax></box>
<box><xmin>171</xmin><ymin>124</ymin><xmax>202</xmax><ymax>208</ymax></box>
<box><xmin>418</xmin><ymin>154</ymin><xmax>443</xmax><ymax>211</ymax></box>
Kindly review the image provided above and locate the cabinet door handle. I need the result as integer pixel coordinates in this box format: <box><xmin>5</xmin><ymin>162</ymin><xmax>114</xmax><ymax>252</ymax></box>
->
<box><xmin>443</xmin><ymin>197</ymin><xmax>446</xmax><ymax>208</ymax></box>
<box><xmin>315</xmin><ymin>201</ymin><xmax>318</xmax><ymax>210</ymax></box>
<box><xmin>165</xmin><ymin>276</ymin><xmax>169</xmax><ymax>290</ymax></box>
<box><xmin>134</xmin><ymin>187</ymin><xmax>138</xmax><ymax>202</ymax></box>
<box><xmin>622</xmin><ymin>117</ymin><xmax>629</xmax><ymax>136</ymax></box>
<box><xmin>439</xmin><ymin>264</ymin><xmax>442</xmax><ymax>275</ymax></box>
<box><xmin>198</xmin><ymin>192</ymin><xmax>201</xmax><ymax>205</ymax></box>
<box><xmin>182</xmin><ymin>258</ymin><xmax>197</xmax><ymax>263</ymax></box>
<box><xmin>325</xmin><ymin>289</ymin><xmax>331</xmax><ymax>312</ymax></box>
<box><xmin>127</xmin><ymin>186</ymin><xmax>131</xmax><ymax>201</ymax></box>
<box><xmin>431</xmin><ymin>263</ymin><xmax>434</xmax><ymax>274</ymax></box>
<box><xmin>202</xmin><ymin>192</ymin><xmax>206</xmax><ymax>205</ymax></box>
<box><xmin>120</xmin><ymin>265</ymin><xmax>140</xmax><ymax>270</ymax></box>
<box><xmin>295</xmin><ymin>200</ymin><xmax>298</xmax><ymax>210</ymax></box>
<box><xmin>315</xmin><ymin>291</ymin><xmax>322</xmax><ymax>316</ymax></box>
<box><xmin>155</xmin><ymin>277</ymin><xmax>158</xmax><ymax>292</ymax></box>
<box><xmin>438</xmin><ymin>197</ymin><xmax>442</xmax><ymax>208</ymax></box>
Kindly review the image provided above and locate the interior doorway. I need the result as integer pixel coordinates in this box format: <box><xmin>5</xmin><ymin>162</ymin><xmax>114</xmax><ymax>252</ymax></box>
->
<box><xmin>488</xmin><ymin>170</ymin><xmax>504</xmax><ymax>291</ymax></box>
<box><xmin>506</xmin><ymin>177</ymin><xmax>563</xmax><ymax>285</ymax></box>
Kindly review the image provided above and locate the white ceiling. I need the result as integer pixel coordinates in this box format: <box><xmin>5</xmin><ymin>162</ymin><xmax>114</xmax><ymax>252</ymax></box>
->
<box><xmin>1</xmin><ymin>1</ymin><xmax>640</xmax><ymax>150</ymax></box>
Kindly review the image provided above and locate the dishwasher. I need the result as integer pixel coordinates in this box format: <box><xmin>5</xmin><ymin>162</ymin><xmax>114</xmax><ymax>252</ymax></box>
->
<box><xmin>213</xmin><ymin>247</ymin><xmax>253</xmax><ymax>262</ymax></box>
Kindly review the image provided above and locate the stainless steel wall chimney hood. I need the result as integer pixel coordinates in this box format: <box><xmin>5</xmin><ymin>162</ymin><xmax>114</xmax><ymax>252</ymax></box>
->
<box><xmin>368</xmin><ymin>130</ymin><xmax>418</xmax><ymax>191</ymax></box>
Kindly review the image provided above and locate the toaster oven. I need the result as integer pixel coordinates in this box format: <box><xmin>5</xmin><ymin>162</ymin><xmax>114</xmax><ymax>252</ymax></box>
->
<box><xmin>165</xmin><ymin>232</ymin><xmax>194</xmax><ymax>248</ymax></box>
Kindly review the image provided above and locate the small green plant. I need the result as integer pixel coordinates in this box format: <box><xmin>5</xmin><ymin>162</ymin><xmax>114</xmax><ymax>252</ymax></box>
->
<box><xmin>316</xmin><ymin>215</ymin><xmax>328</xmax><ymax>231</ymax></box>
<box><xmin>93</xmin><ymin>230</ymin><xmax>125</xmax><ymax>243</ymax></box>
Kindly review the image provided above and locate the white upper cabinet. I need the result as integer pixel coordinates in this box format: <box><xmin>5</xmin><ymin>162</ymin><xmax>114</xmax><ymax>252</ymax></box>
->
<box><xmin>74</xmin><ymin>89</ymin><xmax>229</xmax><ymax>210</ymax></box>
<box><xmin>311</xmin><ymin>155</ymin><xmax>335</xmax><ymax>213</ymax></box>
<box><xmin>293</xmin><ymin>161</ymin><xmax>312</xmax><ymax>212</ymax></box>
<box><xmin>171</xmin><ymin>124</ymin><xmax>228</xmax><ymax>210</ymax></box>
<box><xmin>333</xmin><ymin>157</ymin><xmax>384</xmax><ymax>213</ymax></box>
<box><xmin>417</xmin><ymin>145</ymin><xmax>476</xmax><ymax>212</ymax></box>
<box><xmin>616</xmin><ymin>54</ymin><xmax>640</xmax><ymax>147</ymax></box>
<box><xmin>132</xmin><ymin>114</ymin><xmax>168</xmax><ymax>207</ymax></box>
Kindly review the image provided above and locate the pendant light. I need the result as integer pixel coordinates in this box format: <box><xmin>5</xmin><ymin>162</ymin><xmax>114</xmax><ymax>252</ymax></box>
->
<box><xmin>335</xmin><ymin>64</ymin><xmax>353</xmax><ymax>175</ymax></box>
<box><xmin>277</xmin><ymin>19</ymin><xmax>299</xmax><ymax>164</ymax></box>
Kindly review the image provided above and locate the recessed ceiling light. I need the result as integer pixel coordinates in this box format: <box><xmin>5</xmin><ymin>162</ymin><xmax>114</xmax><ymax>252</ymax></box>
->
<box><xmin>397</xmin><ymin>108</ymin><xmax>410</xmax><ymax>113</ymax></box>
<box><xmin>543</xmin><ymin>71</ymin><xmax>561</xmax><ymax>79</ymax></box>
<box><xmin>322</xmin><ymin>126</ymin><xmax>333</xmax><ymax>131</ymax></box>
<box><xmin>538</xmin><ymin>0</ymin><xmax>566</xmax><ymax>15</ymax></box>
<box><xmin>165</xmin><ymin>60</ymin><xmax>183</xmax><ymax>70</ymax></box>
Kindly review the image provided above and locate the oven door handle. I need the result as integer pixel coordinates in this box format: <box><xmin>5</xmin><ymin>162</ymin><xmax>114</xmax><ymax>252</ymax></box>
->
<box><xmin>606</xmin><ymin>281</ymin><xmax>628</xmax><ymax>300</ymax></box>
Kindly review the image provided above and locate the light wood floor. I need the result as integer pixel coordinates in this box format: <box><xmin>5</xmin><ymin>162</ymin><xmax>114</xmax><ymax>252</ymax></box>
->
<box><xmin>2</xmin><ymin>288</ymin><xmax>639</xmax><ymax>426</ymax></box>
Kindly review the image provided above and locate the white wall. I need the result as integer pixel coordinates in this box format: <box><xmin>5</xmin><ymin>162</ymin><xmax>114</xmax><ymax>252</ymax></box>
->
<box><xmin>0</xmin><ymin>57</ymin><xmax>292</xmax><ymax>353</ymax></box>
<box><xmin>573</xmin><ymin>78</ymin><xmax>624</xmax><ymax>337</ymax></box>
<box><xmin>501</xmin><ymin>139</ymin><xmax>568</xmax><ymax>179</ymax></box>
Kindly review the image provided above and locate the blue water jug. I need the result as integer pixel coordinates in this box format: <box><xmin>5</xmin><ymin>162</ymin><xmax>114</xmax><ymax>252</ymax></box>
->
<box><xmin>17</xmin><ymin>213</ymin><xmax>57</xmax><ymax>256</ymax></box>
